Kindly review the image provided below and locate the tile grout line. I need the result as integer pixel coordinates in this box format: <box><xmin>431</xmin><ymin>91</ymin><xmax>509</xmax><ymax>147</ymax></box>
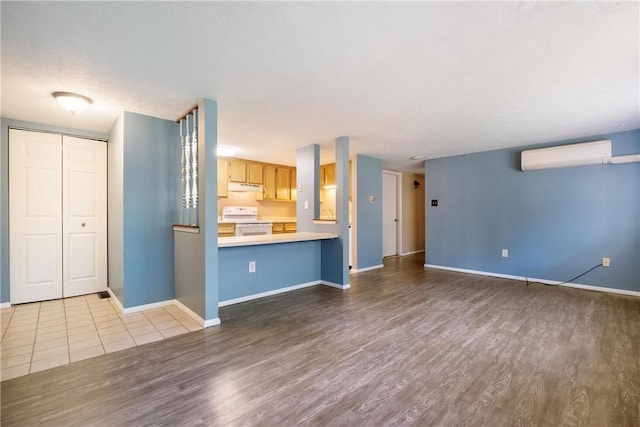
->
<box><xmin>163</xmin><ymin>306</ymin><xmax>193</xmax><ymax>334</ymax></box>
<box><xmin>27</xmin><ymin>303</ymin><xmax>42</xmax><ymax>374</ymax></box>
<box><xmin>88</xmin><ymin>296</ymin><xmax>112</xmax><ymax>355</ymax></box>
<box><xmin>1</xmin><ymin>306</ymin><xmax>16</xmax><ymax>342</ymax></box>
<box><xmin>64</xmin><ymin>296</ymin><xmax>72</xmax><ymax>365</ymax></box>
<box><xmin>93</xmin><ymin>295</ymin><xmax>135</xmax><ymax>353</ymax></box>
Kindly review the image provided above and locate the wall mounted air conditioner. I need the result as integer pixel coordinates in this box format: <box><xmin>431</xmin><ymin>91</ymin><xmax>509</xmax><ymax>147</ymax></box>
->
<box><xmin>521</xmin><ymin>140</ymin><xmax>612</xmax><ymax>171</ymax></box>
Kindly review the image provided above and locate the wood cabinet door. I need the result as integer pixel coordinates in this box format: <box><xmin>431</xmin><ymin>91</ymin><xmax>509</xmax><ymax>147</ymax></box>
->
<box><xmin>228</xmin><ymin>159</ymin><xmax>247</xmax><ymax>182</ymax></box>
<box><xmin>324</xmin><ymin>163</ymin><xmax>336</xmax><ymax>187</ymax></box>
<box><xmin>276</xmin><ymin>167</ymin><xmax>291</xmax><ymax>200</ymax></box>
<box><xmin>247</xmin><ymin>162</ymin><xmax>263</xmax><ymax>184</ymax></box>
<box><xmin>263</xmin><ymin>165</ymin><xmax>277</xmax><ymax>200</ymax></box>
<box><xmin>217</xmin><ymin>158</ymin><xmax>228</xmax><ymax>197</ymax></box>
<box><xmin>290</xmin><ymin>168</ymin><xmax>297</xmax><ymax>201</ymax></box>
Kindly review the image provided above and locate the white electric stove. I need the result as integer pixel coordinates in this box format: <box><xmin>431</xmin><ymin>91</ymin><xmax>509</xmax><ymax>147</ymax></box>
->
<box><xmin>221</xmin><ymin>207</ymin><xmax>273</xmax><ymax>236</ymax></box>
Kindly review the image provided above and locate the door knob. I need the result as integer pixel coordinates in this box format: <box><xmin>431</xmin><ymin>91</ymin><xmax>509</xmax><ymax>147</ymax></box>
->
<box><xmin>81</xmin><ymin>222</ymin><xmax>86</xmax><ymax>227</ymax></box>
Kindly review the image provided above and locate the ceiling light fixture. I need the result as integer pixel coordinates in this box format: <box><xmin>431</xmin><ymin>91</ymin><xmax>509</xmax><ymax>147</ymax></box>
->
<box><xmin>217</xmin><ymin>146</ymin><xmax>237</xmax><ymax>157</ymax></box>
<box><xmin>410</xmin><ymin>155</ymin><xmax>422</xmax><ymax>160</ymax></box>
<box><xmin>52</xmin><ymin>91</ymin><xmax>93</xmax><ymax>113</ymax></box>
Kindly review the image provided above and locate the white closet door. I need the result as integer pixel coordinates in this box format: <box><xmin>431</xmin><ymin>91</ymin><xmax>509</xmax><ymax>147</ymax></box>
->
<box><xmin>9</xmin><ymin>129</ymin><xmax>63</xmax><ymax>304</ymax></box>
<box><xmin>62</xmin><ymin>136</ymin><xmax>107</xmax><ymax>297</ymax></box>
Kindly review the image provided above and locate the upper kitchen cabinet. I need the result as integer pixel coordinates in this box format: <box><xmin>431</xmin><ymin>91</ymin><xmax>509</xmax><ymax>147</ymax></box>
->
<box><xmin>247</xmin><ymin>162</ymin><xmax>263</xmax><ymax>184</ymax></box>
<box><xmin>262</xmin><ymin>164</ymin><xmax>277</xmax><ymax>200</ymax></box>
<box><xmin>217</xmin><ymin>158</ymin><xmax>228</xmax><ymax>198</ymax></box>
<box><xmin>259</xmin><ymin>164</ymin><xmax>296</xmax><ymax>202</ymax></box>
<box><xmin>324</xmin><ymin>163</ymin><xmax>336</xmax><ymax>188</ymax></box>
<box><xmin>290</xmin><ymin>168</ymin><xmax>297</xmax><ymax>201</ymax></box>
<box><xmin>275</xmin><ymin>167</ymin><xmax>291</xmax><ymax>201</ymax></box>
<box><xmin>223</xmin><ymin>158</ymin><xmax>263</xmax><ymax>187</ymax></box>
<box><xmin>228</xmin><ymin>158</ymin><xmax>247</xmax><ymax>182</ymax></box>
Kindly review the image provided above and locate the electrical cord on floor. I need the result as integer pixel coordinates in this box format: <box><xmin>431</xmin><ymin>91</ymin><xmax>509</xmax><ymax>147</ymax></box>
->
<box><xmin>525</xmin><ymin>263</ymin><xmax>603</xmax><ymax>287</ymax></box>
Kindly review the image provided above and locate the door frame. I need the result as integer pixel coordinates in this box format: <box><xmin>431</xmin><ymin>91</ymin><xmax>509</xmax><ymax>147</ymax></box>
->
<box><xmin>382</xmin><ymin>170</ymin><xmax>402</xmax><ymax>258</ymax></box>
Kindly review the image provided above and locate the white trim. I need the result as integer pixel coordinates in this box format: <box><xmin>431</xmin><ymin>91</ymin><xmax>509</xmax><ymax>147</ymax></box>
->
<box><xmin>172</xmin><ymin>225</ymin><xmax>200</xmax><ymax>234</ymax></box>
<box><xmin>0</xmin><ymin>302</ymin><xmax>12</xmax><ymax>309</ymax></box>
<box><xmin>352</xmin><ymin>264</ymin><xmax>384</xmax><ymax>273</ymax></box>
<box><xmin>383</xmin><ymin>170</ymin><xmax>403</xmax><ymax>258</ymax></box>
<box><xmin>322</xmin><ymin>281</ymin><xmax>351</xmax><ymax>290</ymax></box>
<box><xmin>107</xmin><ymin>287</ymin><xmax>125</xmax><ymax>312</ymax></box>
<box><xmin>204</xmin><ymin>318</ymin><xmax>221</xmax><ymax>327</ymax></box>
<box><xmin>424</xmin><ymin>264</ymin><xmax>640</xmax><ymax>297</ymax></box>
<box><xmin>121</xmin><ymin>298</ymin><xmax>174</xmax><ymax>315</ymax></box>
<box><xmin>401</xmin><ymin>249</ymin><xmax>425</xmax><ymax>256</ymax></box>
<box><xmin>172</xmin><ymin>299</ymin><xmax>207</xmax><ymax>325</ymax></box>
<box><xmin>219</xmin><ymin>280</ymin><xmax>322</xmax><ymax>307</ymax></box>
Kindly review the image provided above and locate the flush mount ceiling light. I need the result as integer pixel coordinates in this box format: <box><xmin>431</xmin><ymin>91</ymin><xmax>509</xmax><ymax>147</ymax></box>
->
<box><xmin>410</xmin><ymin>155</ymin><xmax>422</xmax><ymax>160</ymax></box>
<box><xmin>52</xmin><ymin>91</ymin><xmax>93</xmax><ymax>113</ymax></box>
<box><xmin>217</xmin><ymin>145</ymin><xmax>237</xmax><ymax>157</ymax></box>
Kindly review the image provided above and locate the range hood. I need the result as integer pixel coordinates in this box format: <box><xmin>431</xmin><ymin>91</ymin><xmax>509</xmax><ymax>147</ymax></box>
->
<box><xmin>228</xmin><ymin>182</ymin><xmax>263</xmax><ymax>193</ymax></box>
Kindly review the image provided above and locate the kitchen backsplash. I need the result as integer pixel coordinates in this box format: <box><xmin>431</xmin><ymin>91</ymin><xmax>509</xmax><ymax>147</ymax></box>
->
<box><xmin>219</xmin><ymin>191</ymin><xmax>296</xmax><ymax>218</ymax></box>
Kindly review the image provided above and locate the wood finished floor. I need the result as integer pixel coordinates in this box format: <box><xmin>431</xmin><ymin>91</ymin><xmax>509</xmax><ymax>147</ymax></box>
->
<box><xmin>1</xmin><ymin>254</ymin><xmax>639</xmax><ymax>426</ymax></box>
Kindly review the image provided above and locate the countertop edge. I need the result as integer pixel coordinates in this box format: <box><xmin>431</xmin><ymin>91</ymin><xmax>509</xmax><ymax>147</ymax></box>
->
<box><xmin>218</xmin><ymin>232</ymin><xmax>338</xmax><ymax>247</ymax></box>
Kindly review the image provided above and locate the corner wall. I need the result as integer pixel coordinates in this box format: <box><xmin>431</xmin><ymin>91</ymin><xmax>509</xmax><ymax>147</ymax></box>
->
<box><xmin>120</xmin><ymin>112</ymin><xmax>179</xmax><ymax>307</ymax></box>
<box><xmin>353</xmin><ymin>154</ymin><xmax>383</xmax><ymax>270</ymax></box>
<box><xmin>425</xmin><ymin>130</ymin><xmax>640</xmax><ymax>292</ymax></box>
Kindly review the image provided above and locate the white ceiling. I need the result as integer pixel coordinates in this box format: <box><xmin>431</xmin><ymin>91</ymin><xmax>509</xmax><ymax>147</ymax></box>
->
<box><xmin>2</xmin><ymin>2</ymin><xmax>638</xmax><ymax>173</ymax></box>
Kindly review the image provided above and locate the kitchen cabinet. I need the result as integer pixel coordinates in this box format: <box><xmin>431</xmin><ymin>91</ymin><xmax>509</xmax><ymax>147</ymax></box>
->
<box><xmin>324</xmin><ymin>163</ymin><xmax>336</xmax><ymax>188</ymax></box>
<box><xmin>218</xmin><ymin>223</ymin><xmax>235</xmax><ymax>237</ymax></box>
<box><xmin>272</xmin><ymin>222</ymin><xmax>296</xmax><ymax>234</ymax></box>
<box><xmin>262</xmin><ymin>165</ymin><xmax>293</xmax><ymax>201</ymax></box>
<box><xmin>247</xmin><ymin>162</ymin><xmax>263</xmax><ymax>184</ymax></box>
<box><xmin>228</xmin><ymin>158</ymin><xmax>247</xmax><ymax>182</ymax></box>
<box><xmin>217</xmin><ymin>158</ymin><xmax>228</xmax><ymax>198</ymax></box>
<box><xmin>276</xmin><ymin>167</ymin><xmax>291</xmax><ymax>200</ymax></box>
<box><xmin>262</xmin><ymin>164</ymin><xmax>277</xmax><ymax>200</ymax></box>
<box><xmin>290</xmin><ymin>168</ymin><xmax>297</xmax><ymax>201</ymax></box>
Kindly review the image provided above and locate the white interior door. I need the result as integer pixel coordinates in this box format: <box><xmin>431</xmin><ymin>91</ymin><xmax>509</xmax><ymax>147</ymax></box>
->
<box><xmin>382</xmin><ymin>172</ymin><xmax>398</xmax><ymax>257</ymax></box>
<box><xmin>9</xmin><ymin>129</ymin><xmax>63</xmax><ymax>304</ymax></box>
<box><xmin>63</xmin><ymin>136</ymin><xmax>107</xmax><ymax>297</ymax></box>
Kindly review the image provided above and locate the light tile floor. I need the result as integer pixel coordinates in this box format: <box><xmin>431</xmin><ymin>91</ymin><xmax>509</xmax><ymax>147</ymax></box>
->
<box><xmin>0</xmin><ymin>294</ymin><xmax>203</xmax><ymax>381</ymax></box>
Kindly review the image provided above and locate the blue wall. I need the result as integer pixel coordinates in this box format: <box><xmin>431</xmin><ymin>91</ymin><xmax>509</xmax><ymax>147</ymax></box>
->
<box><xmin>1</xmin><ymin>118</ymin><xmax>107</xmax><ymax>303</ymax></box>
<box><xmin>425</xmin><ymin>130</ymin><xmax>640</xmax><ymax>292</ymax></box>
<box><xmin>219</xmin><ymin>241</ymin><xmax>321</xmax><ymax>301</ymax></box>
<box><xmin>121</xmin><ymin>112</ymin><xmax>180</xmax><ymax>307</ymax></box>
<box><xmin>355</xmin><ymin>154</ymin><xmax>383</xmax><ymax>269</ymax></box>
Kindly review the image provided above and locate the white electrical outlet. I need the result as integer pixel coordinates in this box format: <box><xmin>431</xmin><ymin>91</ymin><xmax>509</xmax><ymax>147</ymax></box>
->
<box><xmin>602</xmin><ymin>257</ymin><xmax>610</xmax><ymax>267</ymax></box>
<box><xmin>502</xmin><ymin>249</ymin><xmax>508</xmax><ymax>258</ymax></box>
<box><xmin>249</xmin><ymin>261</ymin><xmax>256</xmax><ymax>273</ymax></box>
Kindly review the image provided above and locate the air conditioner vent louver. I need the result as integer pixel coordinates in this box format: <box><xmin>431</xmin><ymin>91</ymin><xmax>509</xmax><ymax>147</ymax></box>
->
<box><xmin>521</xmin><ymin>140</ymin><xmax>612</xmax><ymax>171</ymax></box>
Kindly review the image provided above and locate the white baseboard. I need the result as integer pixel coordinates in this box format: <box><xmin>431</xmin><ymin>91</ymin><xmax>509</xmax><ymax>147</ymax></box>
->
<box><xmin>172</xmin><ymin>299</ymin><xmax>207</xmax><ymax>327</ymax></box>
<box><xmin>107</xmin><ymin>288</ymin><xmax>125</xmax><ymax>313</ymax></box>
<box><xmin>322</xmin><ymin>281</ymin><xmax>351</xmax><ymax>290</ymax></box>
<box><xmin>351</xmin><ymin>264</ymin><xmax>384</xmax><ymax>273</ymax></box>
<box><xmin>108</xmin><ymin>288</ymin><xmax>220</xmax><ymax>328</ymax></box>
<box><xmin>204</xmin><ymin>318</ymin><xmax>221</xmax><ymax>327</ymax></box>
<box><xmin>0</xmin><ymin>302</ymin><xmax>12</xmax><ymax>309</ymax></box>
<box><xmin>400</xmin><ymin>250</ymin><xmax>425</xmax><ymax>256</ymax></box>
<box><xmin>424</xmin><ymin>264</ymin><xmax>640</xmax><ymax>298</ymax></box>
<box><xmin>219</xmin><ymin>280</ymin><xmax>322</xmax><ymax>307</ymax></box>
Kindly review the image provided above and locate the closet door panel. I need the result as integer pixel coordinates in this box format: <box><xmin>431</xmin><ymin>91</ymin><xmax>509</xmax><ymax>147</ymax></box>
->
<box><xmin>9</xmin><ymin>129</ymin><xmax>63</xmax><ymax>303</ymax></box>
<box><xmin>62</xmin><ymin>136</ymin><xmax>107</xmax><ymax>297</ymax></box>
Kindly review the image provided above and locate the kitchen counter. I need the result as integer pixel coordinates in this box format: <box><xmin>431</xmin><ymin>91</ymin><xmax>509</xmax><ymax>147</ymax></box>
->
<box><xmin>218</xmin><ymin>232</ymin><xmax>336</xmax><ymax>247</ymax></box>
<box><xmin>217</xmin><ymin>217</ymin><xmax>297</xmax><ymax>224</ymax></box>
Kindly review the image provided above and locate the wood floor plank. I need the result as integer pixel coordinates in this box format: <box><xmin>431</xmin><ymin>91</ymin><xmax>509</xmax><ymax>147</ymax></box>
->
<box><xmin>1</xmin><ymin>254</ymin><xmax>638</xmax><ymax>426</ymax></box>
